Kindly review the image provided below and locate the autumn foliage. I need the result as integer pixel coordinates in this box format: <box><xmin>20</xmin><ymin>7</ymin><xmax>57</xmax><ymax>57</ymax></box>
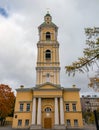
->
<box><xmin>0</xmin><ymin>84</ymin><xmax>15</xmax><ymax>125</ymax></box>
<box><xmin>65</xmin><ymin>27</ymin><xmax>99</xmax><ymax>76</ymax></box>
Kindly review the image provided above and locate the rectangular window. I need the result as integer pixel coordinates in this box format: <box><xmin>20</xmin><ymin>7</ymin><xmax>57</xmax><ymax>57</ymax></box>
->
<box><xmin>26</xmin><ymin>104</ymin><xmax>30</xmax><ymax>111</ymax></box>
<box><xmin>72</xmin><ymin>104</ymin><xmax>76</xmax><ymax>111</ymax></box>
<box><xmin>66</xmin><ymin>119</ymin><xmax>71</xmax><ymax>126</ymax></box>
<box><xmin>25</xmin><ymin>119</ymin><xmax>29</xmax><ymax>126</ymax></box>
<box><xmin>74</xmin><ymin>119</ymin><xmax>78</xmax><ymax>126</ymax></box>
<box><xmin>66</xmin><ymin>104</ymin><xmax>69</xmax><ymax>111</ymax></box>
<box><xmin>18</xmin><ymin>119</ymin><xmax>22</xmax><ymax>126</ymax></box>
<box><xmin>20</xmin><ymin>104</ymin><xmax>23</xmax><ymax>111</ymax></box>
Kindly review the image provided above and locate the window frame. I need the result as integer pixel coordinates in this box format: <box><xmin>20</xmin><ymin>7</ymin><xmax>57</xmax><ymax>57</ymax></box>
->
<box><xmin>45</xmin><ymin>107</ymin><xmax>51</xmax><ymax>113</ymax></box>
<box><xmin>26</xmin><ymin>103</ymin><xmax>30</xmax><ymax>112</ymax></box>
<box><xmin>72</xmin><ymin>103</ymin><xmax>76</xmax><ymax>112</ymax></box>
<box><xmin>25</xmin><ymin>119</ymin><xmax>29</xmax><ymax>126</ymax></box>
<box><xmin>74</xmin><ymin>119</ymin><xmax>78</xmax><ymax>126</ymax></box>
<box><xmin>66</xmin><ymin>119</ymin><xmax>71</xmax><ymax>126</ymax></box>
<box><xmin>46</xmin><ymin>32</ymin><xmax>51</xmax><ymax>40</ymax></box>
<box><xmin>20</xmin><ymin>103</ymin><xmax>24</xmax><ymax>112</ymax></box>
<box><xmin>66</xmin><ymin>104</ymin><xmax>69</xmax><ymax>112</ymax></box>
<box><xmin>45</xmin><ymin>50</ymin><xmax>51</xmax><ymax>60</ymax></box>
<box><xmin>18</xmin><ymin>119</ymin><xmax>22</xmax><ymax>126</ymax></box>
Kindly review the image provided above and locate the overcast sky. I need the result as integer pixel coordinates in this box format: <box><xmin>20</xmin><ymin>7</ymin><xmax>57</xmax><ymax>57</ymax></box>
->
<box><xmin>0</xmin><ymin>0</ymin><xmax>99</xmax><ymax>96</ymax></box>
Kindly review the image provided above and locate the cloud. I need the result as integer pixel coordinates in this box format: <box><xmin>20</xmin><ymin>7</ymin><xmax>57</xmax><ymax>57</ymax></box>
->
<box><xmin>0</xmin><ymin>12</ymin><xmax>36</xmax><ymax>89</ymax></box>
<box><xmin>0</xmin><ymin>7</ymin><xmax>8</xmax><ymax>17</ymax></box>
<box><xmin>0</xmin><ymin>0</ymin><xmax>99</xmax><ymax>96</ymax></box>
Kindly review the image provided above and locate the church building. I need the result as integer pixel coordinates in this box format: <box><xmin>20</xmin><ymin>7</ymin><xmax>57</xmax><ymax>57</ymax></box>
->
<box><xmin>12</xmin><ymin>12</ymin><xmax>83</xmax><ymax>129</ymax></box>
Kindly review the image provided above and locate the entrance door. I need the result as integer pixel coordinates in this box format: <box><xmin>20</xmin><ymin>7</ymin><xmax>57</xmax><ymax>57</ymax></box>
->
<box><xmin>44</xmin><ymin>118</ymin><xmax>52</xmax><ymax>129</ymax></box>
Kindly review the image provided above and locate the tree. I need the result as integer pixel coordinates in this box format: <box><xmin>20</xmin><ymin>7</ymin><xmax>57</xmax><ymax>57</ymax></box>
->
<box><xmin>65</xmin><ymin>27</ymin><xmax>99</xmax><ymax>76</ymax></box>
<box><xmin>83</xmin><ymin>111</ymin><xmax>95</xmax><ymax>124</ymax></box>
<box><xmin>88</xmin><ymin>76</ymin><xmax>99</xmax><ymax>91</ymax></box>
<box><xmin>0</xmin><ymin>84</ymin><xmax>15</xmax><ymax>126</ymax></box>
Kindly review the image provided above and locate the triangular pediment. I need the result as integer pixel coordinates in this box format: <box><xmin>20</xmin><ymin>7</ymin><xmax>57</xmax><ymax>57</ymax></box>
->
<box><xmin>34</xmin><ymin>82</ymin><xmax>61</xmax><ymax>90</ymax></box>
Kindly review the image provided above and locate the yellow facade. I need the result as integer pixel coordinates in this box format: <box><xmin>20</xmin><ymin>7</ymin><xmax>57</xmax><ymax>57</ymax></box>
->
<box><xmin>12</xmin><ymin>12</ymin><xmax>83</xmax><ymax>129</ymax></box>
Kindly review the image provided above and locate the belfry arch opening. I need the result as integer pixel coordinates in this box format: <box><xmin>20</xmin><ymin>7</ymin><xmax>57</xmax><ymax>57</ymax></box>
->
<box><xmin>46</xmin><ymin>32</ymin><xmax>51</xmax><ymax>40</ymax></box>
<box><xmin>45</xmin><ymin>50</ymin><xmax>51</xmax><ymax>60</ymax></box>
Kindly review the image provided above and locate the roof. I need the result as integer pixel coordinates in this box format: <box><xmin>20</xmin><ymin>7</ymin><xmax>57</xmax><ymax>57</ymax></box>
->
<box><xmin>35</xmin><ymin>82</ymin><xmax>61</xmax><ymax>89</ymax></box>
<box><xmin>45</xmin><ymin>13</ymin><xmax>51</xmax><ymax>17</ymax></box>
<box><xmin>38</xmin><ymin>12</ymin><xmax>58</xmax><ymax>29</ymax></box>
<box><xmin>16</xmin><ymin>87</ymin><xmax>32</xmax><ymax>92</ymax></box>
<box><xmin>38</xmin><ymin>22</ymin><xmax>58</xmax><ymax>29</ymax></box>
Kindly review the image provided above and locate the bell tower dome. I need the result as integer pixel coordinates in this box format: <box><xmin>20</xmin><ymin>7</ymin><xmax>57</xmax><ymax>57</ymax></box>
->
<box><xmin>36</xmin><ymin>12</ymin><xmax>60</xmax><ymax>87</ymax></box>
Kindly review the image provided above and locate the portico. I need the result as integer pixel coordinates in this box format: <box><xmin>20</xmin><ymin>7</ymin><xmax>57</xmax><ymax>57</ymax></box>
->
<box><xmin>31</xmin><ymin>87</ymin><xmax>65</xmax><ymax>129</ymax></box>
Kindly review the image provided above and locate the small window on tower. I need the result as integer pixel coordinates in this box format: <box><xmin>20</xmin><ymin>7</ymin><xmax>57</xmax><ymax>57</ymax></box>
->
<box><xmin>46</xmin><ymin>32</ymin><xmax>51</xmax><ymax>40</ymax></box>
<box><xmin>45</xmin><ymin>50</ymin><xmax>51</xmax><ymax>60</ymax></box>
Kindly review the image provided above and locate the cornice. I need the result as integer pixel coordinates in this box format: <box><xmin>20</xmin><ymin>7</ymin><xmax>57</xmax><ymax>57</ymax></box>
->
<box><xmin>14</xmin><ymin>111</ymin><xmax>31</xmax><ymax>113</ymax></box>
<box><xmin>16</xmin><ymin>88</ymin><xmax>32</xmax><ymax>92</ymax></box>
<box><xmin>37</xmin><ymin>41</ymin><xmax>59</xmax><ymax>47</ymax></box>
<box><xmin>34</xmin><ymin>82</ymin><xmax>61</xmax><ymax>89</ymax></box>
<box><xmin>64</xmin><ymin>111</ymin><xmax>82</xmax><ymax>113</ymax></box>
<box><xmin>64</xmin><ymin>101</ymin><xmax>77</xmax><ymax>103</ymax></box>
<box><xmin>36</xmin><ymin>67</ymin><xmax>60</xmax><ymax>70</ymax></box>
<box><xmin>16</xmin><ymin>86</ymin><xmax>80</xmax><ymax>93</ymax></box>
<box><xmin>19</xmin><ymin>101</ymin><xmax>32</xmax><ymax>103</ymax></box>
<box><xmin>63</xmin><ymin>88</ymin><xmax>81</xmax><ymax>92</ymax></box>
<box><xmin>37</xmin><ymin>62</ymin><xmax>60</xmax><ymax>64</ymax></box>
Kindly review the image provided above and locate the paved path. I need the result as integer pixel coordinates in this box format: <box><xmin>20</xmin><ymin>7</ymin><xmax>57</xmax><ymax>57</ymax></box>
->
<box><xmin>0</xmin><ymin>126</ymin><xmax>12</xmax><ymax>130</ymax></box>
<box><xmin>0</xmin><ymin>125</ymin><xmax>97</xmax><ymax>130</ymax></box>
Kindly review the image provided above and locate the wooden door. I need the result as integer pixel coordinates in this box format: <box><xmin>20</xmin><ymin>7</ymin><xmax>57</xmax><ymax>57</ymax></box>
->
<box><xmin>44</xmin><ymin>118</ymin><xmax>52</xmax><ymax>129</ymax></box>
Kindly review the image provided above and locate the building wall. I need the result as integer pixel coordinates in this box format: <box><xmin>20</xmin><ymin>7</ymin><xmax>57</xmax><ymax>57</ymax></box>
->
<box><xmin>64</xmin><ymin>90</ymin><xmax>83</xmax><ymax>128</ymax></box>
<box><xmin>81</xmin><ymin>95</ymin><xmax>99</xmax><ymax>112</ymax></box>
<box><xmin>12</xmin><ymin>87</ymin><xmax>83</xmax><ymax>129</ymax></box>
<box><xmin>12</xmin><ymin>89</ymin><xmax>32</xmax><ymax>128</ymax></box>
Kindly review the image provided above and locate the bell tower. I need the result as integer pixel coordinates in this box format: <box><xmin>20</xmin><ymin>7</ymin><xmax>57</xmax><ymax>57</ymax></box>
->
<box><xmin>36</xmin><ymin>12</ymin><xmax>60</xmax><ymax>86</ymax></box>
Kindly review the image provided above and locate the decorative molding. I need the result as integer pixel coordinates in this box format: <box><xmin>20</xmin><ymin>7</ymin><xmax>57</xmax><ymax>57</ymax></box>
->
<box><xmin>63</xmin><ymin>88</ymin><xmax>80</xmax><ymax>92</ymax></box>
<box><xmin>16</xmin><ymin>88</ymin><xmax>33</xmax><ymax>92</ymax></box>
<box><xmin>64</xmin><ymin>101</ymin><xmax>77</xmax><ymax>103</ymax></box>
<box><xmin>14</xmin><ymin>111</ymin><xmax>31</xmax><ymax>113</ymax></box>
<box><xmin>65</xmin><ymin>111</ymin><xmax>82</xmax><ymax>113</ymax></box>
<box><xmin>35</xmin><ymin>82</ymin><xmax>61</xmax><ymax>89</ymax></box>
<box><xmin>36</xmin><ymin>67</ymin><xmax>60</xmax><ymax>70</ymax></box>
<box><xmin>19</xmin><ymin>101</ymin><xmax>32</xmax><ymax>103</ymax></box>
<box><xmin>33</xmin><ymin>95</ymin><xmax>62</xmax><ymax>98</ymax></box>
<box><xmin>37</xmin><ymin>62</ymin><xmax>60</xmax><ymax>64</ymax></box>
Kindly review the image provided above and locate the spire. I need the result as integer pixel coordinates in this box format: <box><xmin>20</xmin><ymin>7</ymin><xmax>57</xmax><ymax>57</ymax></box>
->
<box><xmin>47</xmin><ymin>8</ymin><xmax>50</xmax><ymax>14</ymax></box>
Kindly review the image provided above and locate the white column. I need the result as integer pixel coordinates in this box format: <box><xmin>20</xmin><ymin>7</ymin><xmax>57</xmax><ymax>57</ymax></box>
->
<box><xmin>60</xmin><ymin>97</ymin><xmax>65</xmax><ymax>125</ymax></box>
<box><xmin>55</xmin><ymin>97</ymin><xmax>59</xmax><ymax>125</ymax></box>
<box><xmin>37</xmin><ymin>98</ymin><xmax>41</xmax><ymax>125</ymax></box>
<box><xmin>32</xmin><ymin>98</ymin><xmax>36</xmax><ymax>124</ymax></box>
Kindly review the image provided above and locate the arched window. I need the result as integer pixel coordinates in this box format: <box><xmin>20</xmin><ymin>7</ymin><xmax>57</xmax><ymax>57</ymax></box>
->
<box><xmin>45</xmin><ymin>107</ymin><xmax>51</xmax><ymax>112</ymax></box>
<box><xmin>46</xmin><ymin>32</ymin><xmax>51</xmax><ymax>40</ymax></box>
<box><xmin>45</xmin><ymin>50</ymin><xmax>51</xmax><ymax>60</ymax></box>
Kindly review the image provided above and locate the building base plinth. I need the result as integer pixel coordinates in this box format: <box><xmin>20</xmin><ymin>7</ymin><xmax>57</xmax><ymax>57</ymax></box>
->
<box><xmin>54</xmin><ymin>124</ymin><xmax>66</xmax><ymax>130</ymax></box>
<box><xmin>30</xmin><ymin>124</ymin><xmax>42</xmax><ymax>130</ymax></box>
